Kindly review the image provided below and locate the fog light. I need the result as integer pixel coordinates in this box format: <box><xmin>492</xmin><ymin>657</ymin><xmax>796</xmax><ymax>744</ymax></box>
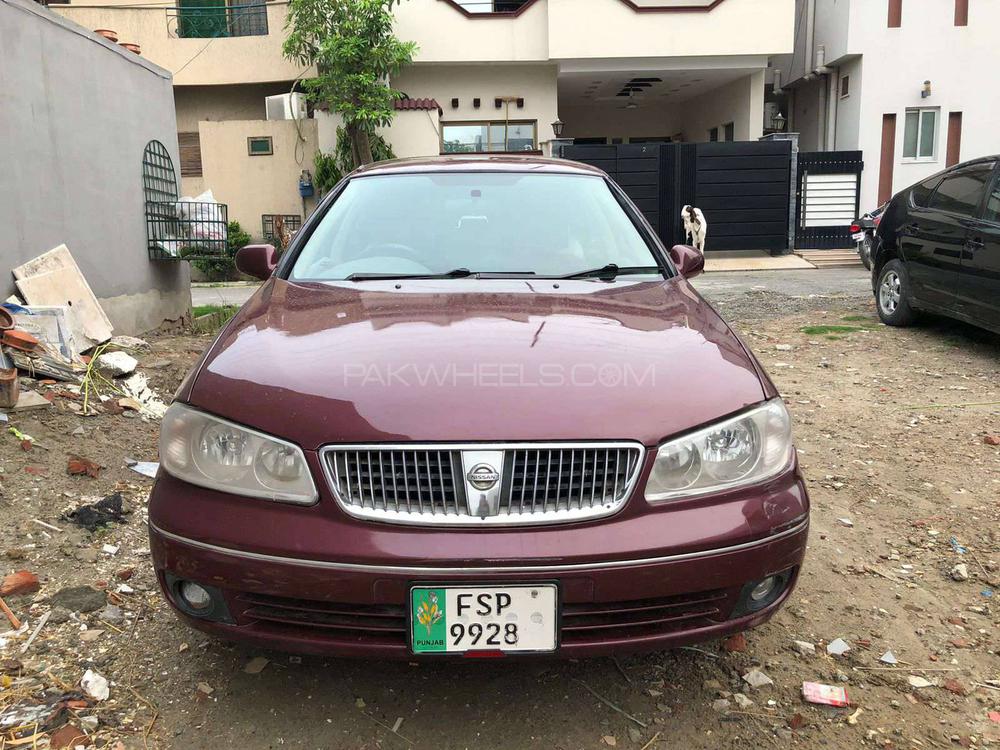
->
<box><xmin>732</xmin><ymin>570</ymin><xmax>794</xmax><ymax>618</ymax></box>
<box><xmin>749</xmin><ymin>576</ymin><xmax>778</xmax><ymax>602</ymax></box>
<box><xmin>179</xmin><ymin>581</ymin><xmax>212</xmax><ymax>611</ymax></box>
<box><xmin>163</xmin><ymin>573</ymin><xmax>234</xmax><ymax>623</ymax></box>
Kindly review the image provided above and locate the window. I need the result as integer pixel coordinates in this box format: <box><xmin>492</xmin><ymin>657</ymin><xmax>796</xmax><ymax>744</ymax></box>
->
<box><xmin>984</xmin><ymin>178</ymin><xmax>1000</xmax><ymax>224</ymax></box>
<box><xmin>955</xmin><ymin>0</ymin><xmax>969</xmax><ymax>26</ymax></box>
<box><xmin>910</xmin><ymin>175</ymin><xmax>942</xmax><ymax>207</ymax></box>
<box><xmin>723</xmin><ymin>122</ymin><xmax>735</xmax><ymax>142</ymax></box>
<box><xmin>902</xmin><ymin>108</ymin><xmax>937</xmax><ymax>161</ymax></box>
<box><xmin>840</xmin><ymin>75</ymin><xmax>850</xmax><ymax>99</ymax></box>
<box><xmin>289</xmin><ymin>173</ymin><xmax>662</xmax><ymax>281</ymax></box>
<box><xmin>452</xmin><ymin>0</ymin><xmax>533</xmax><ymax>14</ymax></box>
<box><xmin>262</xmin><ymin>214</ymin><xmax>301</xmax><ymax>243</ymax></box>
<box><xmin>708</xmin><ymin>127</ymin><xmax>719</xmax><ymax>142</ymax></box>
<box><xmin>888</xmin><ymin>0</ymin><xmax>902</xmax><ymax>27</ymax></box>
<box><xmin>178</xmin><ymin>132</ymin><xmax>202</xmax><ymax>177</ymax></box>
<box><xmin>441</xmin><ymin>121</ymin><xmax>537</xmax><ymax>153</ymax></box>
<box><xmin>982</xmin><ymin>172</ymin><xmax>1000</xmax><ymax>223</ymax></box>
<box><xmin>927</xmin><ymin>163</ymin><xmax>994</xmax><ymax>216</ymax></box>
<box><xmin>175</xmin><ymin>0</ymin><xmax>267</xmax><ymax>38</ymax></box>
<box><xmin>247</xmin><ymin>136</ymin><xmax>273</xmax><ymax>156</ymax></box>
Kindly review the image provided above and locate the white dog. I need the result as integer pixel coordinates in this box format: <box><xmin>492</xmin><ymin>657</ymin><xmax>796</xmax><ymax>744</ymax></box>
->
<box><xmin>681</xmin><ymin>205</ymin><xmax>707</xmax><ymax>254</ymax></box>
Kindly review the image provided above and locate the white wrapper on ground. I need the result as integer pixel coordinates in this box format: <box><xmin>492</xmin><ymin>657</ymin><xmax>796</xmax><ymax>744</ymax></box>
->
<box><xmin>96</xmin><ymin>350</ymin><xmax>138</xmax><ymax>377</ymax></box>
<box><xmin>122</xmin><ymin>372</ymin><xmax>168</xmax><ymax>418</ymax></box>
<box><xmin>81</xmin><ymin>668</ymin><xmax>110</xmax><ymax>701</ymax></box>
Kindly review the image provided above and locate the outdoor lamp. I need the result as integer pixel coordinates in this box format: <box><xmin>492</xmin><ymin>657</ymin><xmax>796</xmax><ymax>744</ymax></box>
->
<box><xmin>551</xmin><ymin>118</ymin><xmax>565</xmax><ymax>138</ymax></box>
<box><xmin>771</xmin><ymin>112</ymin><xmax>787</xmax><ymax>131</ymax></box>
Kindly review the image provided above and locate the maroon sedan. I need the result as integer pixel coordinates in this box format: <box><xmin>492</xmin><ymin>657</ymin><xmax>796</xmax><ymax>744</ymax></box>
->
<box><xmin>151</xmin><ymin>156</ymin><xmax>808</xmax><ymax>658</ymax></box>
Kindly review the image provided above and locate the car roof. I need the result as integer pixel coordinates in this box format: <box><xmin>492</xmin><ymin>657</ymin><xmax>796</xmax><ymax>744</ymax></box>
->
<box><xmin>350</xmin><ymin>154</ymin><xmax>607</xmax><ymax>178</ymax></box>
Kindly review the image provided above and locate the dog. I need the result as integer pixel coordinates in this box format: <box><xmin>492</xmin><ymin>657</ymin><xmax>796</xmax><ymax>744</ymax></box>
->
<box><xmin>681</xmin><ymin>205</ymin><xmax>707</xmax><ymax>254</ymax></box>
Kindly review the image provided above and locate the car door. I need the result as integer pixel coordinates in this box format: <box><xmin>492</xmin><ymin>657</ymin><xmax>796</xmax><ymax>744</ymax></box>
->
<box><xmin>901</xmin><ymin>164</ymin><xmax>993</xmax><ymax>311</ymax></box>
<box><xmin>959</xmin><ymin>162</ymin><xmax>1000</xmax><ymax>330</ymax></box>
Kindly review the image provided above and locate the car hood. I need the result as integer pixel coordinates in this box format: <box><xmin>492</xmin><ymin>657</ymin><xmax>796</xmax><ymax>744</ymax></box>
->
<box><xmin>186</xmin><ymin>277</ymin><xmax>768</xmax><ymax>449</ymax></box>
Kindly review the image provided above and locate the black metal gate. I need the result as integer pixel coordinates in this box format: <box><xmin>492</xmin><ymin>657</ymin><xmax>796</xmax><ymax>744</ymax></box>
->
<box><xmin>561</xmin><ymin>143</ymin><xmax>670</xmax><ymax>238</ymax></box>
<box><xmin>795</xmin><ymin>150</ymin><xmax>864</xmax><ymax>249</ymax></box>
<box><xmin>561</xmin><ymin>140</ymin><xmax>791</xmax><ymax>252</ymax></box>
<box><xmin>687</xmin><ymin>140</ymin><xmax>791</xmax><ymax>252</ymax></box>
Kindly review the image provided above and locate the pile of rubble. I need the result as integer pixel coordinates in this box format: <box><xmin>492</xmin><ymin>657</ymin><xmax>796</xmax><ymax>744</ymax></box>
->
<box><xmin>0</xmin><ymin>245</ymin><xmax>169</xmax><ymax>748</ymax></box>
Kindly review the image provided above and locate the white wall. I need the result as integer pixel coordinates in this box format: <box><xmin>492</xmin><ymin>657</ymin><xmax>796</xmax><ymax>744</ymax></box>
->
<box><xmin>681</xmin><ymin>72</ymin><xmax>765</xmax><ymax>142</ymax></box>
<box><xmin>832</xmin><ymin>56</ymin><xmax>861</xmax><ymax>149</ymax></box>
<box><xmin>782</xmin><ymin>0</ymin><xmax>1000</xmax><ymax>210</ymax></box>
<box><xmin>850</xmin><ymin>0</ymin><xmax>1000</xmax><ymax>209</ymax></box>
<box><xmin>389</xmin><ymin>64</ymin><xmax>560</xmax><ymax>152</ymax></box>
<box><xmin>394</xmin><ymin>0</ymin><xmax>550</xmax><ymax>63</ymax></box>
<box><xmin>547</xmin><ymin>0</ymin><xmax>793</xmax><ymax>61</ymax></box>
<box><xmin>382</xmin><ymin>108</ymin><xmax>442</xmax><ymax>158</ymax></box>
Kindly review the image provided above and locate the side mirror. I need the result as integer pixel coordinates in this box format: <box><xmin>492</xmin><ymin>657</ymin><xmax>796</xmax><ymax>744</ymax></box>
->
<box><xmin>235</xmin><ymin>244</ymin><xmax>278</xmax><ymax>280</ymax></box>
<box><xmin>669</xmin><ymin>244</ymin><xmax>704</xmax><ymax>279</ymax></box>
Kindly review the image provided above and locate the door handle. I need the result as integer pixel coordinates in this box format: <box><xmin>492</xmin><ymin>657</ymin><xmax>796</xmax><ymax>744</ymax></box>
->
<box><xmin>966</xmin><ymin>237</ymin><xmax>985</xmax><ymax>251</ymax></box>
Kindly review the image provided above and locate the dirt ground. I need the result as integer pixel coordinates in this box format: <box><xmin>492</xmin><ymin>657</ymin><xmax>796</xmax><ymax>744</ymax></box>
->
<box><xmin>1</xmin><ymin>285</ymin><xmax>998</xmax><ymax>750</ymax></box>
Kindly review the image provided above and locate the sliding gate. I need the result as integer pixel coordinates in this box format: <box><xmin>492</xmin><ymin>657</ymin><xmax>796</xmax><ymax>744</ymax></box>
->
<box><xmin>561</xmin><ymin>140</ymin><xmax>792</xmax><ymax>253</ymax></box>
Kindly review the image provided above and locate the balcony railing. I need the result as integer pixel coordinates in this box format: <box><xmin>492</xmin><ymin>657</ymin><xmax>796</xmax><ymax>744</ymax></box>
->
<box><xmin>166</xmin><ymin>1</ymin><xmax>268</xmax><ymax>39</ymax></box>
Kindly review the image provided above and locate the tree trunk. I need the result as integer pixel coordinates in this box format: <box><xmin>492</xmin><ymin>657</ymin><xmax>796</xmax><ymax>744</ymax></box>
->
<box><xmin>347</xmin><ymin>122</ymin><xmax>374</xmax><ymax>167</ymax></box>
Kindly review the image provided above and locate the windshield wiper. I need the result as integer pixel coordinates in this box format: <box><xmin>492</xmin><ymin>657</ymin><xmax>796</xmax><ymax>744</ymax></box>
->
<box><xmin>345</xmin><ymin>268</ymin><xmax>474</xmax><ymax>282</ymax></box>
<box><xmin>560</xmin><ymin>264</ymin><xmax>661</xmax><ymax>280</ymax></box>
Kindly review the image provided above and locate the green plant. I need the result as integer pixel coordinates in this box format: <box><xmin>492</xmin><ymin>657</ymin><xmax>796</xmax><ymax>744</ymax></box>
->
<box><xmin>799</xmin><ymin>324</ymin><xmax>871</xmax><ymax>335</ymax></box>
<box><xmin>314</xmin><ymin>127</ymin><xmax>396</xmax><ymax>195</ymax></box>
<box><xmin>283</xmin><ymin>0</ymin><xmax>416</xmax><ymax>167</ymax></box>
<box><xmin>188</xmin><ymin>221</ymin><xmax>252</xmax><ymax>281</ymax></box>
<box><xmin>192</xmin><ymin>304</ymin><xmax>239</xmax><ymax>318</ymax></box>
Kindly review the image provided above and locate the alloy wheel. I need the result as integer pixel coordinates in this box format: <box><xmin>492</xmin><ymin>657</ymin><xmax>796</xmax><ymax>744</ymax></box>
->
<box><xmin>879</xmin><ymin>270</ymin><xmax>900</xmax><ymax>314</ymax></box>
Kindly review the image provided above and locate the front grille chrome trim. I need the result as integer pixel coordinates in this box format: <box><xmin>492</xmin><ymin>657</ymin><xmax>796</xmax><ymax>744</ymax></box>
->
<box><xmin>319</xmin><ymin>442</ymin><xmax>645</xmax><ymax>526</ymax></box>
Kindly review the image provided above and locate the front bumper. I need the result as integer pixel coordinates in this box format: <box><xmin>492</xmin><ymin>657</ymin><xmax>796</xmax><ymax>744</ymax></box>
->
<box><xmin>149</xmin><ymin>515</ymin><xmax>808</xmax><ymax>658</ymax></box>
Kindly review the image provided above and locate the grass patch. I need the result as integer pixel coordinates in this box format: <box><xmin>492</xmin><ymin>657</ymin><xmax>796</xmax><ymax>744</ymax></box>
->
<box><xmin>192</xmin><ymin>304</ymin><xmax>238</xmax><ymax>319</ymax></box>
<box><xmin>799</xmin><ymin>324</ymin><xmax>870</xmax><ymax>336</ymax></box>
<box><xmin>841</xmin><ymin>314</ymin><xmax>873</xmax><ymax>322</ymax></box>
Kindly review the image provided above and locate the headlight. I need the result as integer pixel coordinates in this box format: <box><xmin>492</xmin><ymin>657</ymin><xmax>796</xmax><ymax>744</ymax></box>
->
<box><xmin>160</xmin><ymin>403</ymin><xmax>318</xmax><ymax>504</ymax></box>
<box><xmin>645</xmin><ymin>399</ymin><xmax>792</xmax><ymax>502</ymax></box>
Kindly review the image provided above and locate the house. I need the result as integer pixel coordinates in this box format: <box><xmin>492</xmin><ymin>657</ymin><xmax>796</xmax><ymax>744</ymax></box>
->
<box><xmin>52</xmin><ymin>0</ymin><xmax>794</xmax><ymax>240</ymax></box>
<box><xmin>773</xmin><ymin>0</ymin><xmax>997</xmax><ymax>211</ymax></box>
<box><xmin>1</xmin><ymin>0</ymin><xmax>189</xmax><ymax>335</ymax></box>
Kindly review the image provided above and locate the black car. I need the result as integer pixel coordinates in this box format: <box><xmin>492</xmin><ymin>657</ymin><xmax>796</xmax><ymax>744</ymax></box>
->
<box><xmin>872</xmin><ymin>156</ymin><xmax>1000</xmax><ymax>334</ymax></box>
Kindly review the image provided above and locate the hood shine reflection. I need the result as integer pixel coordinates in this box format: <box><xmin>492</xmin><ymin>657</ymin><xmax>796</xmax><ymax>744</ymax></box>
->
<box><xmin>187</xmin><ymin>277</ymin><xmax>767</xmax><ymax>450</ymax></box>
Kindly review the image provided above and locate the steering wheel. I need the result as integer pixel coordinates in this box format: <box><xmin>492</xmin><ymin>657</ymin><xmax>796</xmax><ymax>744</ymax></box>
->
<box><xmin>353</xmin><ymin>242</ymin><xmax>421</xmax><ymax>261</ymax></box>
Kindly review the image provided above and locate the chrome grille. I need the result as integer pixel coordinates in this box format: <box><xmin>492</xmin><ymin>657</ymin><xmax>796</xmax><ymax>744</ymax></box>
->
<box><xmin>327</xmin><ymin>449</ymin><xmax>464</xmax><ymax>515</ymax></box>
<box><xmin>505</xmin><ymin>448</ymin><xmax>638</xmax><ymax>514</ymax></box>
<box><xmin>321</xmin><ymin>443</ymin><xmax>645</xmax><ymax>526</ymax></box>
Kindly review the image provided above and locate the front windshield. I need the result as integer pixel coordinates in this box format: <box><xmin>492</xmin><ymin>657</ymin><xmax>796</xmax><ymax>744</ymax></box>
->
<box><xmin>288</xmin><ymin>172</ymin><xmax>663</xmax><ymax>280</ymax></box>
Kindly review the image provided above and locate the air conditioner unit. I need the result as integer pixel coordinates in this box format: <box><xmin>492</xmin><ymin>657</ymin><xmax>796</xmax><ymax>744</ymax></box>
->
<box><xmin>265</xmin><ymin>93</ymin><xmax>308</xmax><ymax>121</ymax></box>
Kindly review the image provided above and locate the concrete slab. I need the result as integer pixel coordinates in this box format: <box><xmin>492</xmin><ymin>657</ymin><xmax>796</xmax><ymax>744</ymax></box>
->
<box><xmin>703</xmin><ymin>251</ymin><xmax>815</xmax><ymax>273</ymax></box>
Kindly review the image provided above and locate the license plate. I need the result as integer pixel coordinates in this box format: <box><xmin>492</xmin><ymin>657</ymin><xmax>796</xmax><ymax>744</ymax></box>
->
<box><xmin>409</xmin><ymin>585</ymin><xmax>558</xmax><ymax>654</ymax></box>
<box><xmin>851</xmin><ymin>232</ymin><xmax>866</xmax><ymax>242</ymax></box>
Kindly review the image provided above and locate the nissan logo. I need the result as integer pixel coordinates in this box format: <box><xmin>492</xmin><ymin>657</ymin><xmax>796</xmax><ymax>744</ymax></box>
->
<box><xmin>467</xmin><ymin>463</ymin><xmax>500</xmax><ymax>491</ymax></box>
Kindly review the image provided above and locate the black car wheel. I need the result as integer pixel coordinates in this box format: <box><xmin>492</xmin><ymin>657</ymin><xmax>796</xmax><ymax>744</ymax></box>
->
<box><xmin>875</xmin><ymin>259</ymin><xmax>918</xmax><ymax>326</ymax></box>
